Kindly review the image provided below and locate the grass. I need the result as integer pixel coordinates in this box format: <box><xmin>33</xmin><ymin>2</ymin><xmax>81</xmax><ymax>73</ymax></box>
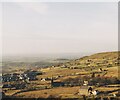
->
<box><xmin>37</xmin><ymin>68</ymin><xmax>87</xmax><ymax>79</ymax></box>
<box><xmin>15</xmin><ymin>86</ymin><xmax>80</xmax><ymax>98</ymax></box>
<box><xmin>2</xmin><ymin>51</ymin><xmax>120</xmax><ymax>98</ymax></box>
<box><xmin>104</xmin><ymin>66</ymin><xmax>118</xmax><ymax>77</ymax></box>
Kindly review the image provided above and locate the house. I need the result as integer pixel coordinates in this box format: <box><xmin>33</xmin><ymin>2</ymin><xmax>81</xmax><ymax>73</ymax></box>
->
<box><xmin>83</xmin><ymin>81</ymin><xmax>88</xmax><ymax>86</ymax></box>
<box><xmin>92</xmin><ymin>90</ymin><xmax>99</xmax><ymax>96</ymax></box>
<box><xmin>24</xmin><ymin>78</ymin><xmax>30</xmax><ymax>83</ymax></box>
<box><xmin>41</xmin><ymin>78</ymin><xmax>46</xmax><ymax>81</ymax></box>
<box><xmin>19</xmin><ymin>75</ymin><xmax>23</xmax><ymax>80</ymax></box>
<box><xmin>61</xmin><ymin>65</ymin><xmax>67</xmax><ymax>68</ymax></box>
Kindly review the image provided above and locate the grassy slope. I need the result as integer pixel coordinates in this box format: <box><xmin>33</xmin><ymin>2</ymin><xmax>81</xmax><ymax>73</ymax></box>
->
<box><xmin>63</xmin><ymin>51</ymin><xmax>119</xmax><ymax>69</ymax></box>
<box><xmin>4</xmin><ymin>51</ymin><xmax>119</xmax><ymax>98</ymax></box>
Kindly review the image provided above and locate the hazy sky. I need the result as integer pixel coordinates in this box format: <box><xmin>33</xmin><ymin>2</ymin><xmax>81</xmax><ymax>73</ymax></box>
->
<box><xmin>1</xmin><ymin>2</ymin><xmax>118</xmax><ymax>56</ymax></box>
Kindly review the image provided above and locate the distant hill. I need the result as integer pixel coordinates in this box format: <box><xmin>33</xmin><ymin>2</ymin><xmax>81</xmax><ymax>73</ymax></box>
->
<box><xmin>62</xmin><ymin>51</ymin><xmax>119</xmax><ymax>69</ymax></box>
<box><xmin>81</xmin><ymin>51</ymin><xmax>119</xmax><ymax>59</ymax></box>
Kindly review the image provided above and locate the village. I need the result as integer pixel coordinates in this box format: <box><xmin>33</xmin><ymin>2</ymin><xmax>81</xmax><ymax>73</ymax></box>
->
<box><xmin>1</xmin><ymin>52</ymin><xmax>120</xmax><ymax>99</ymax></box>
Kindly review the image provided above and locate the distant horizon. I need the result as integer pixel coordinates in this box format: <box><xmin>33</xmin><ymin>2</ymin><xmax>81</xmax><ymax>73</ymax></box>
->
<box><xmin>1</xmin><ymin>50</ymin><xmax>119</xmax><ymax>64</ymax></box>
<box><xmin>2</xmin><ymin>50</ymin><xmax>118</xmax><ymax>58</ymax></box>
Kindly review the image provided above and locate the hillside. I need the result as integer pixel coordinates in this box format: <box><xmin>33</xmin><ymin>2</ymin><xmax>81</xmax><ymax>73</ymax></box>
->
<box><xmin>62</xmin><ymin>51</ymin><xmax>119</xmax><ymax>70</ymax></box>
<box><xmin>2</xmin><ymin>51</ymin><xmax>120</xmax><ymax>99</ymax></box>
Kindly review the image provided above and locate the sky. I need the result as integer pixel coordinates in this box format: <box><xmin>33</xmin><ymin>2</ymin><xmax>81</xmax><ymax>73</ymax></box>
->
<box><xmin>1</xmin><ymin>2</ymin><xmax>118</xmax><ymax>56</ymax></box>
